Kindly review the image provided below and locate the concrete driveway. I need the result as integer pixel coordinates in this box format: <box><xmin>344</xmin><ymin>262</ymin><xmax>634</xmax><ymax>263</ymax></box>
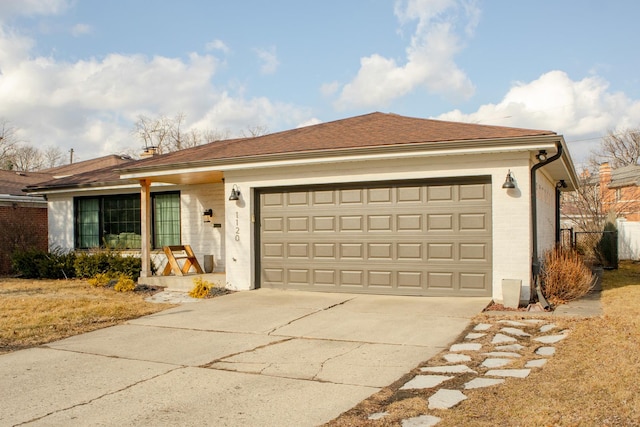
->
<box><xmin>0</xmin><ymin>289</ymin><xmax>489</xmax><ymax>426</ymax></box>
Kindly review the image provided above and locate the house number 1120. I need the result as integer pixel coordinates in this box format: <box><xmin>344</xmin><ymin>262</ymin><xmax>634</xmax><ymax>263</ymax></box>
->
<box><xmin>235</xmin><ymin>212</ymin><xmax>240</xmax><ymax>241</ymax></box>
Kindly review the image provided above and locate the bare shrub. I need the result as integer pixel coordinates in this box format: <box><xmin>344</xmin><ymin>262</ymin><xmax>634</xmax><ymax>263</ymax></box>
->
<box><xmin>540</xmin><ymin>246</ymin><xmax>594</xmax><ymax>305</ymax></box>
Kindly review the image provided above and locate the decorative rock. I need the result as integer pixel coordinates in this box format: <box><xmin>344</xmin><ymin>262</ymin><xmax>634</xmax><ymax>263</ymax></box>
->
<box><xmin>464</xmin><ymin>377</ymin><xmax>505</xmax><ymax>389</ymax></box>
<box><xmin>539</xmin><ymin>323</ymin><xmax>557</xmax><ymax>333</ymax></box>
<box><xmin>481</xmin><ymin>358</ymin><xmax>513</xmax><ymax>368</ymax></box>
<box><xmin>534</xmin><ymin>334</ymin><xmax>567</xmax><ymax>344</ymax></box>
<box><xmin>474</xmin><ymin>323</ymin><xmax>492</xmax><ymax>331</ymax></box>
<box><xmin>482</xmin><ymin>351</ymin><xmax>522</xmax><ymax>358</ymax></box>
<box><xmin>401</xmin><ymin>375</ymin><xmax>453</xmax><ymax>390</ymax></box>
<box><xmin>421</xmin><ymin>364</ymin><xmax>476</xmax><ymax>374</ymax></box>
<box><xmin>450</xmin><ymin>343</ymin><xmax>482</xmax><ymax>352</ymax></box>
<box><xmin>485</xmin><ymin>369</ymin><xmax>531</xmax><ymax>378</ymax></box>
<box><xmin>535</xmin><ymin>346</ymin><xmax>556</xmax><ymax>356</ymax></box>
<box><xmin>402</xmin><ymin>414</ymin><xmax>442</xmax><ymax>427</ymax></box>
<box><xmin>492</xmin><ymin>333</ymin><xmax>517</xmax><ymax>344</ymax></box>
<box><xmin>428</xmin><ymin>389</ymin><xmax>468</xmax><ymax>409</ymax></box>
<box><xmin>526</xmin><ymin>359</ymin><xmax>548</xmax><ymax>368</ymax></box>
<box><xmin>443</xmin><ymin>353</ymin><xmax>472</xmax><ymax>363</ymax></box>
<box><xmin>495</xmin><ymin>343</ymin><xmax>525</xmax><ymax>352</ymax></box>
<box><xmin>500</xmin><ymin>327</ymin><xmax>531</xmax><ymax>337</ymax></box>
<box><xmin>498</xmin><ymin>320</ymin><xmax>527</xmax><ymax>326</ymax></box>
<box><xmin>465</xmin><ymin>332</ymin><xmax>486</xmax><ymax>340</ymax></box>
<box><xmin>368</xmin><ymin>412</ymin><xmax>389</xmax><ymax>420</ymax></box>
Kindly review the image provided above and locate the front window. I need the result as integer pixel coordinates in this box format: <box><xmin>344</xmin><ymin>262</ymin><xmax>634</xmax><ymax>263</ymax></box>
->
<box><xmin>75</xmin><ymin>192</ymin><xmax>180</xmax><ymax>249</ymax></box>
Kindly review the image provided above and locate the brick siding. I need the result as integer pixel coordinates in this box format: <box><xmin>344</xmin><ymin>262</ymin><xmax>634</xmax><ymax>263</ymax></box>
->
<box><xmin>0</xmin><ymin>204</ymin><xmax>48</xmax><ymax>275</ymax></box>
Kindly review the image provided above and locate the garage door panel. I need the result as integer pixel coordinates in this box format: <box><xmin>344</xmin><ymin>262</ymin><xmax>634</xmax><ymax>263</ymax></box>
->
<box><xmin>259</xmin><ymin>179</ymin><xmax>492</xmax><ymax>296</ymax></box>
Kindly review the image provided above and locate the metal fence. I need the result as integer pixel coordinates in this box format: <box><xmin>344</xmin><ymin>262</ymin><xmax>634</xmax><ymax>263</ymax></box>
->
<box><xmin>561</xmin><ymin>228</ymin><xmax>618</xmax><ymax>269</ymax></box>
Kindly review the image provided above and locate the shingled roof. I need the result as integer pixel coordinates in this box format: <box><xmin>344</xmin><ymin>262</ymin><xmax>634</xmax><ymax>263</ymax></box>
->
<box><xmin>0</xmin><ymin>170</ymin><xmax>55</xmax><ymax>196</ymax></box>
<box><xmin>41</xmin><ymin>154</ymin><xmax>134</xmax><ymax>178</ymax></box>
<box><xmin>122</xmin><ymin>112</ymin><xmax>556</xmax><ymax>171</ymax></box>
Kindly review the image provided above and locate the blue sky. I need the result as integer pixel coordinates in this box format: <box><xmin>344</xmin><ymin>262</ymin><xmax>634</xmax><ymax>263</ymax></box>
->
<box><xmin>1</xmin><ymin>0</ymin><xmax>639</xmax><ymax>167</ymax></box>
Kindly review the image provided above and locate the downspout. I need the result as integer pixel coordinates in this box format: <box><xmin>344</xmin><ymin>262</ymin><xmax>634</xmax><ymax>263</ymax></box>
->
<box><xmin>530</xmin><ymin>142</ymin><xmax>563</xmax><ymax>308</ymax></box>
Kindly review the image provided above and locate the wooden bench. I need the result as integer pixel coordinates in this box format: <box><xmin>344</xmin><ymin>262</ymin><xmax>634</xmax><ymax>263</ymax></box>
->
<box><xmin>161</xmin><ymin>245</ymin><xmax>204</xmax><ymax>276</ymax></box>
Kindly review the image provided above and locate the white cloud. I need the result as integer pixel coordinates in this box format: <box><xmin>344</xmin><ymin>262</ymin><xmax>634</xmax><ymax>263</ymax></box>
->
<box><xmin>333</xmin><ymin>0</ymin><xmax>476</xmax><ymax>110</ymax></box>
<box><xmin>296</xmin><ymin>118</ymin><xmax>322</xmax><ymax>128</ymax></box>
<box><xmin>71</xmin><ymin>23</ymin><xmax>92</xmax><ymax>37</ymax></box>
<box><xmin>205</xmin><ymin>39</ymin><xmax>230</xmax><ymax>54</ymax></box>
<box><xmin>435</xmin><ymin>70</ymin><xmax>640</xmax><ymax>164</ymax></box>
<box><xmin>0</xmin><ymin>0</ymin><xmax>70</xmax><ymax>20</ymax></box>
<box><xmin>0</xmin><ymin>25</ymin><xmax>309</xmax><ymax>160</ymax></box>
<box><xmin>254</xmin><ymin>46</ymin><xmax>279</xmax><ymax>75</ymax></box>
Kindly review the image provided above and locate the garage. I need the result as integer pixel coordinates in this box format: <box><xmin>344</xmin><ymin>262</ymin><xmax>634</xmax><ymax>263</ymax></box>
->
<box><xmin>257</xmin><ymin>177</ymin><xmax>492</xmax><ymax>296</ymax></box>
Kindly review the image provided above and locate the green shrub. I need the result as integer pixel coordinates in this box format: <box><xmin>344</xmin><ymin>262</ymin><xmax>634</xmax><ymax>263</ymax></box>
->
<box><xmin>74</xmin><ymin>251</ymin><xmax>142</xmax><ymax>280</ymax></box>
<box><xmin>540</xmin><ymin>246</ymin><xmax>594</xmax><ymax>305</ymax></box>
<box><xmin>11</xmin><ymin>248</ymin><xmax>76</xmax><ymax>279</ymax></box>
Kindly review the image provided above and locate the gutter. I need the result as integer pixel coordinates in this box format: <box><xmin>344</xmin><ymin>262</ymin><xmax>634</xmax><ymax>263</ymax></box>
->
<box><xmin>530</xmin><ymin>142</ymin><xmax>563</xmax><ymax>308</ymax></box>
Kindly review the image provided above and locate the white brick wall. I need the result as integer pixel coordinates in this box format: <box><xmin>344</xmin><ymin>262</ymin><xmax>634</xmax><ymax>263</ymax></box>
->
<box><xmin>224</xmin><ymin>152</ymin><xmax>537</xmax><ymax>298</ymax></box>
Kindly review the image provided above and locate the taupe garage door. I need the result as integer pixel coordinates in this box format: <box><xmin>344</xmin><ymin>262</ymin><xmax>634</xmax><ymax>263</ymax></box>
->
<box><xmin>257</xmin><ymin>178</ymin><xmax>492</xmax><ymax>296</ymax></box>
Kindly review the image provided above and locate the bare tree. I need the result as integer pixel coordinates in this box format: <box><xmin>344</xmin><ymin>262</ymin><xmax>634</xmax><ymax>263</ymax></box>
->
<box><xmin>590</xmin><ymin>128</ymin><xmax>640</xmax><ymax>168</ymax></box>
<box><xmin>0</xmin><ymin>120</ymin><xmax>20</xmax><ymax>170</ymax></box>
<box><xmin>241</xmin><ymin>124</ymin><xmax>269</xmax><ymax>138</ymax></box>
<box><xmin>42</xmin><ymin>146</ymin><xmax>65</xmax><ymax>169</ymax></box>
<box><xmin>132</xmin><ymin>113</ymin><xmax>233</xmax><ymax>154</ymax></box>
<box><xmin>11</xmin><ymin>145</ymin><xmax>45</xmax><ymax>171</ymax></box>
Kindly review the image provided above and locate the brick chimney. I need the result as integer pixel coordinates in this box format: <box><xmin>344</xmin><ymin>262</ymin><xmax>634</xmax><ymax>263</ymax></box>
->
<box><xmin>140</xmin><ymin>146</ymin><xmax>159</xmax><ymax>159</ymax></box>
<box><xmin>599</xmin><ymin>162</ymin><xmax>612</xmax><ymax>186</ymax></box>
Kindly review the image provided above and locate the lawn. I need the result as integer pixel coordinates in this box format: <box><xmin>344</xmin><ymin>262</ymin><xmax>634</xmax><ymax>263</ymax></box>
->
<box><xmin>326</xmin><ymin>261</ymin><xmax>640</xmax><ymax>426</ymax></box>
<box><xmin>0</xmin><ymin>278</ymin><xmax>175</xmax><ymax>354</ymax></box>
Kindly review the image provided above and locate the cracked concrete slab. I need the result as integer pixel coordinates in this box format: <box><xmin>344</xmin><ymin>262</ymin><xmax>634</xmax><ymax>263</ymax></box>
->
<box><xmin>47</xmin><ymin>324</ymin><xmax>287</xmax><ymax>366</ymax></box>
<box><xmin>0</xmin><ymin>348</ymin><xmax>174</xmax><ymax>426</ymax></box>
<box><xmin>210</xmin><ymin>338</ymin><xmax>431</xmax><ymax>388</ymax></box>
<box><xmin>27</xmin><ymin>367</ymin><xmax>376</xmax><ymax>427</ymax></box>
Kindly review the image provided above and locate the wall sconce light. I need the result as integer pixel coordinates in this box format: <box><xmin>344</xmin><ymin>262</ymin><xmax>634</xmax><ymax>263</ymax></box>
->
<box><xmin>202</xmin><ymin>208</ymin><xmax>213</xmax><ymax>222</ymax></box>
<box><xmin>229</xmin><ymin>184</ymin><xmax>241</xmax><ymax>201</ymax></box>
<box><xmin>536</xmin><ymin>150</ymin><xmax>548</xmax><ymax>162</ymax></box>
<box><xmin>502</xmin><ymin>170</ymin><xmax>516</xmax><ymax>189</ymax></box>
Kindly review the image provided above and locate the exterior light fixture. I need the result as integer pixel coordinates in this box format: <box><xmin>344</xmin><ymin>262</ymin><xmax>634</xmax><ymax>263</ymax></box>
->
<box><xmin>536</xmin><ymin>150</ymin><xmax>548</xmax><ymax>162</ymax></box>
<box><xmin>202</xmin><ymin>208</ymin><xmax>213</xmax><ymax>222</ymax></box>
<box><xmin>502</xmin><ymin>170</ymin><xmax>516</xmax><ymax>189</ymax></box>
<box><xmin>229</xmin><ymin>185</ymin><xmax>241</xmax><ymax>201</ymax></box>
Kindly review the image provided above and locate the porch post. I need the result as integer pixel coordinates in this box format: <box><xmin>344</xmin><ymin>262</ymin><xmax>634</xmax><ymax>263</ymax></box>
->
<box><xmin>140</xmin><ymin>179</ymin><xmax>152</xmax><ymax>278</ymax></box>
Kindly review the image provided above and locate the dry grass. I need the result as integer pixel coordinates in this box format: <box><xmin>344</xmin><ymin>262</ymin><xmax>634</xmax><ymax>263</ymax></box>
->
<box><xmin>0</xmin><ymin>278</ymin><xmax>175</xmax><ymax>354</ymax></box>
<box><xmin>326</xmin><ymin>261</ymin><xmax>640</xmax><ymax>426</ymax></box>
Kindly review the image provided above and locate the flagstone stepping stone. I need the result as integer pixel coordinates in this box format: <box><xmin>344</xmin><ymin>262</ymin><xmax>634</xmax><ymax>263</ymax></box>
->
<box><xmin>534</xmin><ymin>334</ymin><xmax>567</xmax><ymax>344</ymax></box>
<box><xmin>428</xmin><ymin>389</ymin><xmax>467</xmax><ymax>409</ymax></box>
<box><xmin>444</xmin><ymin>353</ymin><xmax>472</xmax><ymax>363</ymax></box>
<box><xmin>492</xmin><ymin>333</ymin><xmax>517</xmax><ymax>344</ymax></box>
<box><xmin>495</xmin><ymin>343</ymin><xmax>525</xmax><ymax>352</ymax></box>
<box><xmin>500</xmin><ymin>327</ymin><xmax>531</xmax><ymax>337</ymax></box>
<box><xmin>368</xmin><ymin>412</ymin><xmax>389</xmax><ymax>420</ymax></box>
<box><xmin>526</xmin><ymin>359</ymin><xmax>548</xmax><ymax>368</ymax></box>
<box><xmin>450</xmin><ymin>343</ymin><xmax>482</xmax><ymax>352</ymax></box>
<box><xmin>421</xmin><ymin>364</ymin><xmax>476</xmax><ymax>374</ymax></box>
<box><xmin>482</xmin><ymin>351</ymin><xmax>522</xmax><ymax>358</ymax></box>
<box><xmin>465</xmin><ymin>332</ymin><xmax>486</xmax><ymax>340</ymax></box>
<box><xmin>522</xmin><ymin>319</ymin><xmax>544</xmax><ymax>324</ymax></box>
<box><xmin>464</xmin><ymin>377</ymin><xmax>505</xmax><ymax>389</ymax></box>
<box><xmin>482</xmin><ymin>358</ymin><xmax>513</xmax><ymax>368</ymax></box>
<box><xmin>401</xmin><ymin>375</ymin><xmax>453</xmax><ymax>390</ymax></box>
<box><xmin>474</xmin><ymin>323</ymin><xmax>492</xmax><ymax>331</ymax></box>
<box><xmin>539</xmin><ymin>323</ymin><xmax>557</xmax><ymax>333</ymax></box>
<box><xmin>535</xmin><ymin>346</ymin><xmax>556</xmax><ymax>356</ymax></box>
<box><xmin>402</xmin><ymin>414</ymin><xmax>442</xmax><ymax>427</ymax></box>
<box><xmin>499</xmin><ymin>320</ymin><xmax>527</xmax><ymax>326</ymax></box>
<box><xmin>485</xmin><ymin>368</ymin><xmax>531</xmax><ymax>378</ymax></box>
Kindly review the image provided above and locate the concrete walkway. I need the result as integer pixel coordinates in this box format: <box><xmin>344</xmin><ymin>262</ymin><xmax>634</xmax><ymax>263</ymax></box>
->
<box><xmin>0</xmin><ymin>290</ymin><xmax>489</xmax><ymax>426</ymax></box>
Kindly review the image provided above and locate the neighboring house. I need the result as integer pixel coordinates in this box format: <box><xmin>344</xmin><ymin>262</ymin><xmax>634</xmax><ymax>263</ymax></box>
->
<box><xmin>26</xmin><ymin>112</ymin><xmax>578</xmax><ymax>303</ymax></box>
<box><xmin>0</xmin><ymin>170</ymin><xmax>52</xmax><ymax>274</ymax></box>
<box><xmin>0</xmin><ymin>155</ymin><xmax>135</xmax><ymax>275</ymax></box>
<box><xmin>564</xmin><ymin>162</ymin><xmax>640</xmax><ymax>259</ymax></box>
